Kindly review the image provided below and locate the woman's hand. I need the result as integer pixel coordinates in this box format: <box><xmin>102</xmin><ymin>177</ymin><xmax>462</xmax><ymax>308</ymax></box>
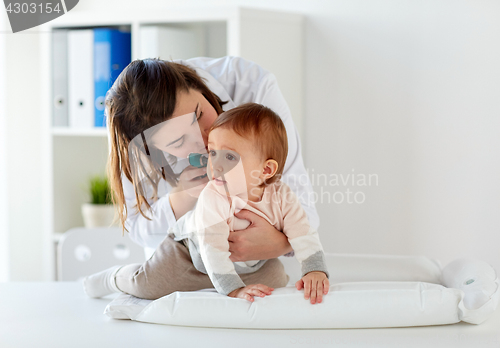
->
<box><xmin>295</xmin><ymin>271</ymin><xmax>329</xmax><ymax>304</ymax></box>
<box><xmin>227</xmin><ymin>284</ymin><xmax>274</xmax><ymax>302</ymax></box>
<box><xmin>227</xmin><ymin>209</ymin><xmax>293</xmax><ymax>262</ymax></box>
<box><xmin>176</xmin><ymin>165</ymin><xmax>208</xmax><ymax>198</ymax></box>
<box><xmin>169</xmin><ymin>165</ymin><xmax>208</xmax><ymax>220</ymax></box>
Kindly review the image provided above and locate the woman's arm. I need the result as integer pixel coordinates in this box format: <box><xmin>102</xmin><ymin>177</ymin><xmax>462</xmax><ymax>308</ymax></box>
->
<box><xmin>122</xmin><ymin>173</ymin><xmax>177</xmax><ymax>249</ymax></box>
<box><xmin>227</xmin><ymin>210</ymin><xmax>293</xmax><ymax>262</ymax></box>
<box><xmin>168</xmin><ymin>187</ymin><xmax>197</xmax><ymax>220</ymax></box>
<box><xmin>124</xmin><ymin>164</ymin><xmax>208</xmax><ymax>249</ymax></box>
<box><xmin>168</xmin><ymin>165</ymin><xmax>208</xmax><ymax>219</ymax></box>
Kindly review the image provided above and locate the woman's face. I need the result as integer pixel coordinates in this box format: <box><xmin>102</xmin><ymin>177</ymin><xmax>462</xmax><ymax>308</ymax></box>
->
<box><xmin>149</xmin><ymin>89</ymin><xmax>218</xmax><ymax>159</ymax></box>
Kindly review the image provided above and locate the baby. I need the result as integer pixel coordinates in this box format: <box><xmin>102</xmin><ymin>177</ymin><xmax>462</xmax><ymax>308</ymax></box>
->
<box><xmin>84</xmin><ymin>103</ymin><xmax>330</xmax><ymax>303</ymax></box>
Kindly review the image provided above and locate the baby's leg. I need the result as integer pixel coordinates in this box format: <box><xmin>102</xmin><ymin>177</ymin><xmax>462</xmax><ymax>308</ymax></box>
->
<box><xmin>114</xmin><ymin>235</ymin><xmax>215</xmax><ymax>300</ymax></box>
<box><xmin>82</xmin><ymin>265</ymin><xmax>123</xmax><ymax>298</ymax></box>
<box><xmin>84</xmin><ymin>235</ymin><xmax>210</xmax><ymax>299</ymax></box>
<box><xmin>239</xmin><ymin>258</ymin><xmax>290</xmax><ymax>289</ymax></box>
<box><xmin>84</xmin><ymin>236</ymin><xmax>290</xmax><ymax>299</ymax></box>
<box><xmin>115</xmin><ymin>252</ymin><xmax>290</xmax><ymax>299</ymax></box>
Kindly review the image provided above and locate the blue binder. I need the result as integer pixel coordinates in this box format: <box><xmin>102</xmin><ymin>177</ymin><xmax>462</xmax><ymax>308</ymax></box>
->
<box><xmin>94</xmin><ymin>28</ymin><xmax>131</xmax><ymax>127</ymax></box>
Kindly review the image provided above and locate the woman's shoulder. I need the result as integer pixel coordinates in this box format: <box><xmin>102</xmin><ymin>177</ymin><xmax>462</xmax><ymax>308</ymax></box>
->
<box><xmin>180</xmin><ymin>56</ymin><xmax>271</xmax><ymax>86</ymax></box>
<box><xmin>175</xmin><ymin>56</ymin><xmax>279</xmax><ymax>109</ymax></box>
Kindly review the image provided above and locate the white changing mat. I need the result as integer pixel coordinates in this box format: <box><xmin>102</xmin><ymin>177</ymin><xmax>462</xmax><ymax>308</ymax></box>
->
<box><xmin>104</xmin><ymin>253</ymin><xmax>500</xmax><ymax>329</ymax></box>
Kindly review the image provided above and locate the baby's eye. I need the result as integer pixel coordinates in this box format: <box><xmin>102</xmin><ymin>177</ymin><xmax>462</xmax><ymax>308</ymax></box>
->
<box><xmin>226</xmin><ymin>153</ymin><xmax>236</xmax><ymax>161</ymax></box>
<box><xmin>209</xmin><ymin>149</ymin><xmax>216</xmax><ymax>157</ymax></box>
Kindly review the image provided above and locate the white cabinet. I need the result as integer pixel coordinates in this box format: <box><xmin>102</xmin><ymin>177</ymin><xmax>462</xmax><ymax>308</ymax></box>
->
<box><xmin>40</xmin><ymin>6</ymin><xmax>303</xmax><ymax>279</ymax></box>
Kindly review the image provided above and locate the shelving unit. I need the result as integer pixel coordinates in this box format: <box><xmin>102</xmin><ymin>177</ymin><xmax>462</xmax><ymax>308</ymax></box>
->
<box><xmin>40</xmin><ymin>6</ymin><xmax>304</xmax><ymax>280</ymax></box>
<box><xmin>51</xmin><ymin>127</ymin><xmax>109</xmax><ymax>137</ymax></box>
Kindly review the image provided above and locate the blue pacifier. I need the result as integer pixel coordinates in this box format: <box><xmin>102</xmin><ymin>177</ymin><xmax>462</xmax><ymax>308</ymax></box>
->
<box><xmin>188</xmin><ymin>153</ymin><xmax>208</xmax><ymax>168</ymax></box>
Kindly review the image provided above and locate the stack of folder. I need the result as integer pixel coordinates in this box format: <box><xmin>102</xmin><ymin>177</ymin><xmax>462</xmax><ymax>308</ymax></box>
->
<box><xmin>51</xmin><ymin>28</ymin><xmax>131</xmax><ymax>129</ymax></box>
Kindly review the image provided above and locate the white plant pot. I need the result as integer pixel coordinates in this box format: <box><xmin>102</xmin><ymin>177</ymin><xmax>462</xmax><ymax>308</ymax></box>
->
<box><xmin>81</xmin><ymin>203</ymin><xmax>117</xmax><ymax>228</ymax></box>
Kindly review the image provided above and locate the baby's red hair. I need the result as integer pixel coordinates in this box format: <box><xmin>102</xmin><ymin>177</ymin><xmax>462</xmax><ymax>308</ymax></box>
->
<box><xmin>209</xmin><ymin>103</ymin><xmax>288</xmax><ymax>185</ymax></box>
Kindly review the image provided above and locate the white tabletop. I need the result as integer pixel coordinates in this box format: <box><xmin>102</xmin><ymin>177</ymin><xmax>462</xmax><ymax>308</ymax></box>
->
<box><xmin>1</xmin><ymin>282</ymin><xmax>499</xmax><ymax>348</ymax></box>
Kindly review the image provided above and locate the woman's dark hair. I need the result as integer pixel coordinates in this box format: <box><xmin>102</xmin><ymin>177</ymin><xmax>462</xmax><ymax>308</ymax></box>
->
<box><xmin>105</xmin><ymin>58</ymin><xmax>228</xmax><ymax>233</ymax></box>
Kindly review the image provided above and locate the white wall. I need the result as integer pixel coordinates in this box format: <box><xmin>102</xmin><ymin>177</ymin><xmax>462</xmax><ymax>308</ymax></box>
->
<box><xmin>0</xmin><ymin>9</ymin><xmax>9</xmax><ymax>282</ymax></box>
<box><xmin>3</xmin><ymin>0</ymin><xmax>499</xmax><ymax>279</ymax></box>
<box><xmin>1</xmin><ymin>9</ymin><xmax>45</xmax><ymax>280</ymax></box>
<box><xmin>298</xmin><ymin>0</ymin><xmax>500</xmax><ymax>273</ymax></box>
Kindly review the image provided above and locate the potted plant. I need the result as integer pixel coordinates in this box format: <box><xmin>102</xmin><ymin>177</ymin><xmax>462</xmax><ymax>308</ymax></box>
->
<box><xmin>81</xmin><ymin>174</ymin><xmax>117</xmax><ymax>228</ymax></box>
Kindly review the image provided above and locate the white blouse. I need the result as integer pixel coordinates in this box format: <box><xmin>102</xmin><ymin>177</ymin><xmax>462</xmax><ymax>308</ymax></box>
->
<box><xmin>121</xmin><ymin>56</ymin><xmax>320</xmax><ymax>250</ymax></box>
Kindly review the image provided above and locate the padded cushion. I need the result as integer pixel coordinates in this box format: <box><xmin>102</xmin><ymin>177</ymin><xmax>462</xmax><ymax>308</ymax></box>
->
<box><xmin>110</xmin><ymin>282</ymin><xmax>463</xmax><ymax>329</ymax></box>
<box><xmin>104</xmin><ymin>253</ymin><xmax>500</xmax><ymax>328</ymax></box>
<box><xmin>441</xmin><ymin>258</ymin><xmax>500</xmax><ymax>324</ymax></box>
<box><xmin>441</xmin><ymin>258</ymin><xmax>498</xmax><ymax>309</ymax></box>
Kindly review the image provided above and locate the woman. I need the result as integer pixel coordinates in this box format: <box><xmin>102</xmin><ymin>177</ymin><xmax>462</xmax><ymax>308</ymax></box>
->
<box><xmin>105</xmin><ymin>56</ymin><xmax>319</xmax><ymax>296</ymax></box>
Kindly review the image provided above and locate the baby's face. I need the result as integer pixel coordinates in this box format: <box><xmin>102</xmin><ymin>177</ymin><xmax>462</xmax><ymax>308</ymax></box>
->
<box><xmin>207</xmin><ymin>128</ymin><xmax>265</xmax><ymax>199</ymax></box>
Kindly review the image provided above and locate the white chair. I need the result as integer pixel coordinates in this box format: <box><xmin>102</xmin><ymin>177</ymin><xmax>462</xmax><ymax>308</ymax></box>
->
<box><xmin>57</xmin><ymin>227</ymin><xmax>147</xmax><ymax>281</ymax></box>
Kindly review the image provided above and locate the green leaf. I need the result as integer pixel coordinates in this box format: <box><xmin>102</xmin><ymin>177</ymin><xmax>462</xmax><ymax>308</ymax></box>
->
<box><xmin>88</xmin><ymin>174</ymin><xmax>112</xmax><ymax>205</ymax></box>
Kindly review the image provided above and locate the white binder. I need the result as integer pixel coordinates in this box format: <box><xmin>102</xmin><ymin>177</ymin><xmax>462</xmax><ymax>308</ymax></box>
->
<box><xmin>68</xmin><ymin>29</ymin><xmax>94</xmax><ymax>129</ymax></box>
<box><xmin>51</xmin><ymin>30</ymin><xmax>68</xmax><ymax>127</ymax></box>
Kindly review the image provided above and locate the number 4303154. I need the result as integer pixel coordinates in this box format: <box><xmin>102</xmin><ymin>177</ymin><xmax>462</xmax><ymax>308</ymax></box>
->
<box><xmin>5</xmin><ymin>2</ymin><xmax>62</xmax><ymax>14</ymax></box>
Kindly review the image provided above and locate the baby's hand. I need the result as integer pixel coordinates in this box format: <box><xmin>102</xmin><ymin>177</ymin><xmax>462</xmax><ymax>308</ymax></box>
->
<box><xmin>296</xmin><ymin>271</ymin><xmax>329</xmax><ymax>304</ymax></box>
<box><xmin>227</xmin><ymin>284</ymin><xmax>274</xmax><ymax>302</ymax></box>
